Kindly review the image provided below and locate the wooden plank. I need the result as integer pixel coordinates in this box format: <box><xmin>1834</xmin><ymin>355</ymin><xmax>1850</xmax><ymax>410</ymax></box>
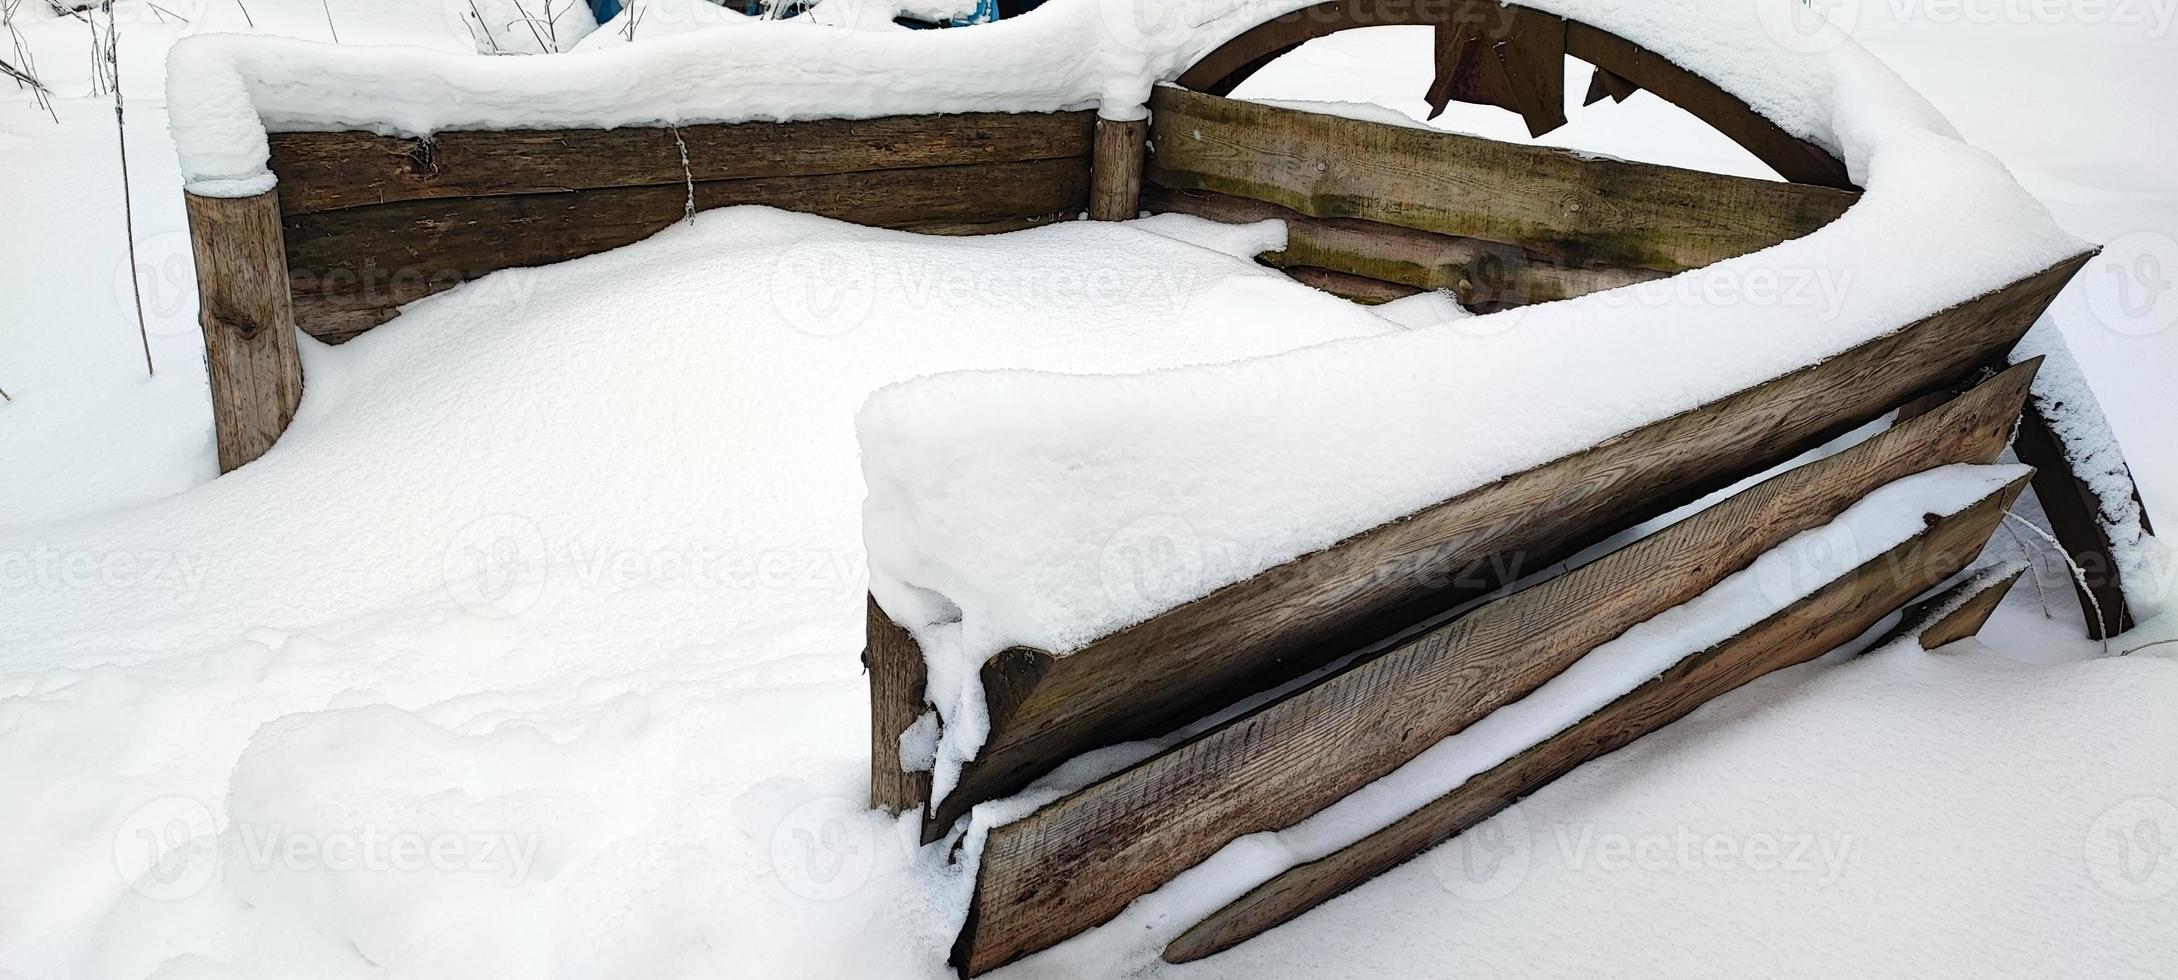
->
<box><xmin>1278</xmin><ymin>266</ymin><xmax>1423</xmax><ymax>304</ymax></box>
<box><xmin>1164</xmin><ymin>471</ymin><xmax>2031</xmax><ymax>964</ymax></box>
<box><xmin>868</xmin><ymin>596</ymin><xmax>934</xmax><ymax>813</ymax></box>
<box><xmin>267</xmin><ymin>110</ymin><xmax>1097</xmax><ymax>214</ymax></box>
<box><xmin>1171</xmin><ymin>0</ymin><xmax>1853</xmax><ymax>190</ymax></box>
<box><xmin>918</xmin><ymin>256</ymin><xmax>2085</xmax><ymax>843</ymax></box>
<box><xmin>1088</xmin><ymin>116</ymin><xmax>1149</xmax><ymax>220</ymax></box>
<box><xmin>2012</xmin><ymin>401</ymin><xmax>2138</xmax><ymax>638</ymax></box>
<box><xmin>1142</xmin><ymin>186</ymin><xmax>1666</xmax><ymax>307</ymax></box>
<box><xmin>956</xmin><ymin>367</ymin><xmax>2042</xmax><ymax>975</ymax></box>
<box><xmin>283</xmin><ymin>158</ymin><xmax>1091</xmax><ymax>341</ymax></box>
<box><xmin>186</xmin><ymin>190</ymin><xmax>303</xmax><ymax>473</ymax></box>
<box><xmin>1876</xmin><ymin>562</ymin><xmax>2028</xmax><ymax>651</ymax></box>
<box><xmin>1145</xmin><ymin>85</ymin><xmax>1857</xmax><ymax>273</ymax></box>
<box><xmin>1561</xmin><ymin>22</ymin><xmax>1853</xmax><ymax>188</ymax></box>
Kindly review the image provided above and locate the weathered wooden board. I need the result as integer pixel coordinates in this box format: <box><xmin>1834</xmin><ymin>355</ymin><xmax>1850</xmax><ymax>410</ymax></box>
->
<box><xmin>1145</xmin><ymin>85</ymin><xmax>1857</xmax><ymax>272</ymax></box>
<box><xmin>1163</xmin><ymin>469</ymin><xmax>2031</xmax><ymax>963</ymax></box>
<box><xmin>266</xmin><ymin>110</ymin><xmax>1097</xmax><ymax>214</ymax></box>
<box><xmin>911</xmin><ymin>255</ymin><xmax>2086</xmax><ymax>841</ymax></box>
<box><xmin>1142</xmin><ymin>186</ymin><xmax>1666</xmax><ymax>307</ymax></box>
<box><xmin>1172</xmin><ymin>0</ymin><xmax>1854</xmax><ymax>189</ymax></box>
<box><xmin>283</xmin><ymin>158</ymin><xmax>1090</xmax><ymax>341</ymax></box>
<box><xmin>1276</xmin><ymin>265</ymin><xmax>1424</xmax><ymax>304</ymax></box>
<box><xmin>1424</xmin><ymin>6</ymin><xmax>1566</xmax><ymax>136</ymax></box>
<box><xmin>955</xmin><ymin>362</ymin><xmax>2041</xmax><ymax>975</ymax></box>
<box><xmin>1877</xmin><ymin>562</ymin><xmax>2027</xmax><ymax>651</ymax></box>
<box><xmin>186</xmin><ymin>190</ymin><xmax>303</xmax><ymax>473</ymax></box>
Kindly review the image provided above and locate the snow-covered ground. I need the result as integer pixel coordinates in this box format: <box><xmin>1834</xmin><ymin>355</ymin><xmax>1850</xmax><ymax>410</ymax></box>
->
<box><xmin>3</xmin><ymin>2</ymin><xmax>2176</xmax><ymax>978</ymax></box>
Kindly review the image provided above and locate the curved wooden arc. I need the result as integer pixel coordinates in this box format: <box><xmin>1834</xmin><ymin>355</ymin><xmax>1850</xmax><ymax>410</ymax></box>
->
<box><xmin>1175</xmin><ymin>0</ymin><xmax>1855</xmax><ymax>189</ymax></box>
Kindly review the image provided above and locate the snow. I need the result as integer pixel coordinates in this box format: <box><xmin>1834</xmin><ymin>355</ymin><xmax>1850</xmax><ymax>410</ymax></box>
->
<box><xmin>4</xmin><ymin>0</ymin><xmax>2176</xmax><ymax>978</ymax></box>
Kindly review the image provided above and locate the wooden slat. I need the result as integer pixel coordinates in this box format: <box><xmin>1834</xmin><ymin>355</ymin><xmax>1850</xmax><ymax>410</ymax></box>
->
<box><xmin>1424</xmin><ymin>6</ymin><xmax>1566</xmax><ymax>137</ymax></box>
<box><xmin>1164</xmin><ymin>469</ymin><xmax>2031</xmax><ymax>963</ymax></box>
<box><xmin>1088</xmin><ymin>116</ymin><xmax>1149</xmax><ymax>221</ymax></box>
<box><xmin>1145</xmin><ymin>86</ymin><xmax>1856</xmax><ymax>273</ymax></box>
<box><xmin>1142</xmin><ymin>186</ymin><xmax>1666</xmax><ymax>307</ymax></box>
<box><xmin>186</xmin><ymin>190</ymin><xmax>303</xmax><ymax>473</ymax></box>
<box><xmin>267</xmin><ymin>110</ymin><xmax>1097</xmax><ymax>214</ymax></box>
<box><xmin>1877</xmin><ymin>562</ymin><xmax>2027</xmax><ymax>651</ymax></box>
<box><xmin>956</xmin><ymin>363</ymin><xmax>2042</xmax><ymax>975</ymax></box>
<box><xmin>917</xmin><ymin>256</ymin><xmax>2086</xmax><ymax>842</ymax></box>
<box><xmin>1171</xmin><ymin>0</ymin><xmax>1853</xmax><ymax>190</ymax></box>
<box><xmin>1277</xmin><ymin>266</ymin><xmax>1423</xmax><ymax>304</ymax></box>
<box><xmin>283</xmin><ymin>158</ymin><xmax>1090</xmax><ymax>341</ymax></box>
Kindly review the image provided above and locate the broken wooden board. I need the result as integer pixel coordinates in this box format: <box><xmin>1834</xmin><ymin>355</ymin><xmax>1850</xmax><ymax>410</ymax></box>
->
<box><xmin>1424</xmin><ymin>6</ymin><xmax>1567</xmax><ymax>137</ymax></box>
<box><xmin>952</xmin><ymin>359</ymin><xmax>2043</xmax><ymax>976</ymax></box>
<box><xmin>282</xmin><ymin>158</ymin><xmax>1090</xmax><ymax>342</ymax></box>
<box><xmin>1141</xmin><ymin>186</ymin><xmax>1666</xmax><ymax>308</ymax></box>
<box><xmin>903</xmin><ymin>256</ymin><xmax>2085</xmax><ymax>843</ymax></box>
<box><xmin>1145</xmin><ymin>85</ymin><xmax>1857</xmax><ymax>273</ymax></box>
<box><xmin>1163</xmin><ymin>470</ymin><xmax>2032</xmax><ymax>964</ymax></box>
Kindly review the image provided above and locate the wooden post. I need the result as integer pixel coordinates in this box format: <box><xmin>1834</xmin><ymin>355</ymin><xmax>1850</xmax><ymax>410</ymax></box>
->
<box><xmin>185</xmin><ymin>189</ymin><xmax>302</xmax><ymax>473</ymax></box>
<box><xmin>867</xmin><ymin>597</ymin><xmax>934</xmax><ymax>814</ymax></box>
<box><xmin>2012</xmin><ymin>401</ymin><xmax>2138</xmax><ymax>639</ymax></box>
<box><xmin>1088</xmin><ymin>115</ymin><xmax>1148</xmax><ymax>221</ymax></box>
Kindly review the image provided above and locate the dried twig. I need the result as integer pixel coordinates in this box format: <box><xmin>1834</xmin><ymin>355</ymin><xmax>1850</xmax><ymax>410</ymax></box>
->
<box><xmin>103</xmin><ymin>2</ymin><xmax>154</xmax><ymax>376</ymax></box>
<box><xmin>0</xmin><ymin>385</ymin><xmax>12</xmax><ymax>402</ymax></box>
<box><xmin>232</xmin><ymin>0</ymin><xmax>253</xmax><ymax>27</ymax></box>
<box><xmin>2122</xmin><ymin>638</ymin><xmax>2178</xmax><ymax>656</ymax></box>
<box><xmin>318</xmin><ymin>0</ymin><xmax>338</xmax><ymax>41</ymax></box>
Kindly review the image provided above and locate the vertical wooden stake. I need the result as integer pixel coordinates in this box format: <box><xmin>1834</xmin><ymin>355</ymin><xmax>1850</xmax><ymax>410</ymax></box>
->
<box><xmin>185</xmin><ymin>189</ymin><xmax>302</xmax><ymax>473</ymax></box>
<box><xmin>1088</xmin><ymin>115</ymin><xmax>1148</xmax><ymax>221</ymax></box>
<box><xmin>867</xmin><ymin>597</ymin><xmax>933</xmax><ymax>814</ymax></box>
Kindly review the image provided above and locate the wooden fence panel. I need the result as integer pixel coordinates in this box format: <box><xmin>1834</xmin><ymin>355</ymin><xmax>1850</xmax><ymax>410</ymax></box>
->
<box><xmin>954</xmin><ymin>360</ymin><xmax>2041</xmax><ymax>975</ymax></box>
<box><xmin>281</xmin><ymin>157</ymin><xmax>1091</xmax><ymax>341</ymax></box>
<box><xmin>1163</xmin><ymin>469</ymin><xmax>2031</xmax><ymax>963</ymax></box>
<box><xmin>901</xmin><ymin>254</ymin><xmax>2088</xmax><ymax>841</ymax></box>
<box><xmin>1145</xmin><ymin>85</ymin><xmax>1857</xmax><ymax>273</ymax></box>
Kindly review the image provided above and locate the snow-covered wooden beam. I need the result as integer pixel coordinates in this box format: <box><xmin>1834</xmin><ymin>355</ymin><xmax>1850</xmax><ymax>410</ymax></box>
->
<box><xmin>1144</xmin><ymin>86</ymin><xmax>1856</xmax><ymax>274</ymax></box>
<box><xmin>956</xmin><ymin>363</ymin><xmax>2040</xmax><ymax>975</ymax></box>
<box><xmin>1877</xmin><ymin>562</ymin><xmax>2028</xmax><ymax>651</ymax></box>
<box><xmin>889</xmin><ymin>252</ymin><xmax>2088</xmax><ymax>843</ymax></box>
